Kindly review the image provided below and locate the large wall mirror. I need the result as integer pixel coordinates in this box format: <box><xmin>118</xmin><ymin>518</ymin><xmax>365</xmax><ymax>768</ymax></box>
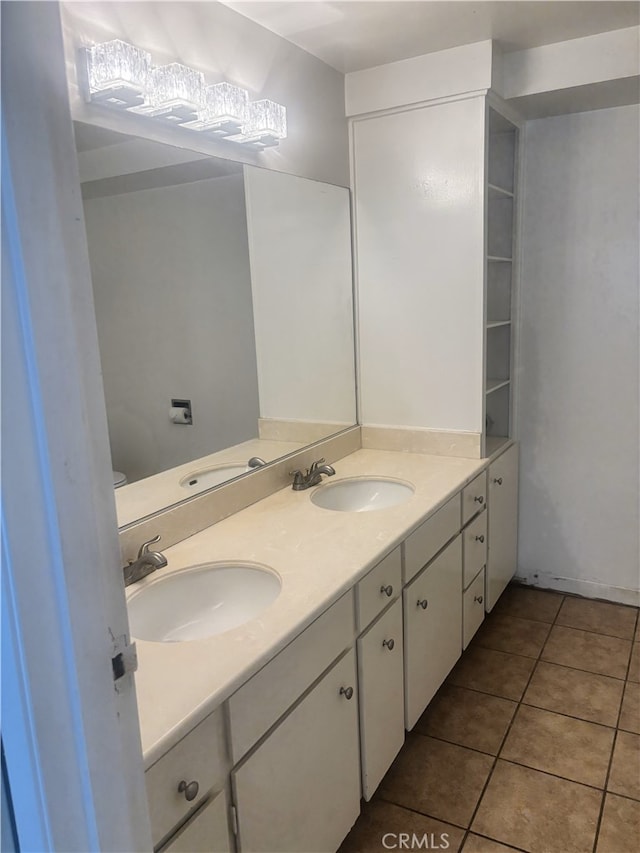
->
<box><xmin>74</xmin><ymin>121</ymin><xmax>357</xmax><ymax>527</ymax></box>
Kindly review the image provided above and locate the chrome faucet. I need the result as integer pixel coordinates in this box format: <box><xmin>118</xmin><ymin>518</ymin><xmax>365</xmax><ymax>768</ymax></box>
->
<box><xmin>124</xmin><ymin>535</ymin><xmax>167</xmax><ymax>587</ymax></box>
<box><xmin>291</xmin><ymin>458</ymin><xmax>336</xmax><ymax>490</ymax></box>
<box><xmin>247</xmin><ymin>456</ymin><xmax>267</xmax><ymax>468</ymax></box>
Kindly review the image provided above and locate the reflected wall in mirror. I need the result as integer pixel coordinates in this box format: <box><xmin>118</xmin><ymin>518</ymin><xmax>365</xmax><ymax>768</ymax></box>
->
<box><xmin>75</xmin><ymin>122</ymin><xmax>357</xmax><ymax>526</ymax></box>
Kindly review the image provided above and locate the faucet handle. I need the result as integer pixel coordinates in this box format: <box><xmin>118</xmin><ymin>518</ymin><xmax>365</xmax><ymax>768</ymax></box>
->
<box><xmin>137</xmin><ymin>535</ymin><xmax>161</xmax><ymax>559</ymax></box>
<box><xmin>308</xmin><ymin>458</ymin><xmax>325</xmax><ymax>474</ymax></box>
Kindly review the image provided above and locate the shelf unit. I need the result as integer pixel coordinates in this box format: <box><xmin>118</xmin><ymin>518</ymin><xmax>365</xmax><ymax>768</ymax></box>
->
<box><xmin>484</xmin><ymin>106</ymin><xmax>518</xmax><ymax>455</ymax></box>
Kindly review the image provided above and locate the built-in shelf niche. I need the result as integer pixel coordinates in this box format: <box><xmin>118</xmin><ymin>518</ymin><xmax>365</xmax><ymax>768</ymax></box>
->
<box><xmin>484</xmin><ymin>105</ymin><xmax>517</xmax><ymax>454</ymax></box>
<box><xmin>486</xmin><ymin>382</ymin><xmax>510</xmax><ymax>439</ymax></box>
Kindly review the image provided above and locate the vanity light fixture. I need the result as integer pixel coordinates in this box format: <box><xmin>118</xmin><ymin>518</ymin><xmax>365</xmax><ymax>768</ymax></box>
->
<box><xmin>82</xmin><ymin>39</ymin><xmax>287</xmax><ymax>147</ymax></box>
<box><xmin>130</xmin><ymin>62</ymin><xmax>205</xmax><ymax>122</ymax></box>
<box><xmin>85</xmin><ymin>39</ymin><xmax>150</xmax><ymax>107</ymax></box>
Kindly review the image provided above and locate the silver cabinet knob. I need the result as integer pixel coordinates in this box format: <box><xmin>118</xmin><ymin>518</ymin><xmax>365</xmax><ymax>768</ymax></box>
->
<box><xmin>417</xmin><ymin>599</ymin><xmax>429</xmax><ymax>610</ymax></box>
<box><xmin>178</xmin><ymin>780</ymin><xmax>199</xmax><ymax>802</ymax></box>
<box><xmin>493</xmin><ymin>477</ymin><xmax>503</xmax><ymax>485</ymax></box>
<box><xmin>380</xmin><ymin>584</ymin><xmax>393</xmax><ymax>597</ymax></box>
<box><xmin>382</xmin><ymin>638</ymin><xmax>395</xmax><ymax>651</ymax></box>
<box><xmin>340</xmin><ymin>685</ymin><xmax>354</xmax><ymax>700</ymax></box>
<box><xmin>474</xmin><ymin>595</ymin><xmax>484</xmax><ymax>604</ymax></box>
<box><xmin>474</xmin><ymin>495</ymin><xmax>485</xmax><ymax>504</ymax></box>
<box><xmin>475</xmin><ymin>534</ymin><xmax>485</xmax><ymax>543</ymax></box>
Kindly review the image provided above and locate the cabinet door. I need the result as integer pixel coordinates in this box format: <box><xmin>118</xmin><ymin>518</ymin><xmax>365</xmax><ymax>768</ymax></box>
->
<box><xmin>160</xmin><ymin>790</ymin><xmax>231</xmax><ymax>853</ymax></box>
<box><xmin>404</xmin><ymin>536</ymin><xmax>462</xmax><ymax>730</ymax></box>
<box><xmin>232</xmin><ymin>650</ymin><xmax>360</xmax><ymax>853</ymax></box>
<box><xmin>487</xmin><ymin>444</ymin><xmax>519</xmax><ymax>611</ymax></box>
<box><xmin>358</xmin><ymin>599</ymin><xmax>404</xmax><ymax>801</ymax></box>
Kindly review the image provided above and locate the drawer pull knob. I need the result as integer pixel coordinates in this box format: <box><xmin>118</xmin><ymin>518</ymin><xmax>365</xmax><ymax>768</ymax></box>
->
<box><xmin>493</xmin><ymin>477</ymin><xmax>503</xmax><ymax>485</ymax></box>
<box><xmin>382</xmin><ymin>638</ymin><xmax>395</xmax><ymax>651</ymax></box>
<box><xmin>178</xmin><ymin>780</ymin><xmax>200</xmax><ymax>802</ymax></box>
<box><xmin>380</xmin><ymin>584</ymin><xmax>394</xmax><ymax>597</ymax></box>
<box><xmin>474</xmin><ymin>495</ymin><xmax>485</xmax><ymax>504</ymax></box>
<box><xmin>417</xmin><ymin>599</ymin><xmax>429</xmax><ymax>610</ymax></box>
<box><xmin>475</xmin><ymin>534</ymin><xmax>485</xmax><ymax>543</ymax></box>
<box><xmin>474</xmin><ymin>595</ymin><xmax>484</xmax><ymax>604</ymax></box>
<box><xmin>340</xmin><ymin>686</ymin><xmax>354</xmax><ymax>700</ymax></box>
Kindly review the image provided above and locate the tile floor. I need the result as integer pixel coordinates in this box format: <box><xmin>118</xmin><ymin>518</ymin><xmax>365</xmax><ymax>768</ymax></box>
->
<box><xmin>340</xmin><ymin>585</ymin><xmax>640</xmax><ymax>853</ymax></box>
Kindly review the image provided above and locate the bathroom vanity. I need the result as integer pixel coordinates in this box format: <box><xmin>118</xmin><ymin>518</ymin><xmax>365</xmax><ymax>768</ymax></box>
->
<box><xmin>130</xmin><ymin>440</ymin><xmax>518</xmax><ymax>852</ymax></box>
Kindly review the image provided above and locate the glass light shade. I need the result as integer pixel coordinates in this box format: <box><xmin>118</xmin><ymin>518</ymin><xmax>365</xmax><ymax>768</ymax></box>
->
<box><xmin>202</xmin><ymin>82</ymin><xmax>249</xmax><ymax>127</ymax></box>
<box><xmin>243</xmin><ymin>100</ymin><xmax>288</xmax><ymax>142</ymax></box>
<box><xmin>86</xmin><ymin>39</ymin><xmax>150</xmax><ymax>106</ymax></box>
<box><xmin>132</xmin><ymin>63</ymin><xmax>205</xmax><ymax>121</ymax></box>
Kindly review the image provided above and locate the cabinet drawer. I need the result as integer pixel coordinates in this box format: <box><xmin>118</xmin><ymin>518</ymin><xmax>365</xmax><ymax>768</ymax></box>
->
<box><xmin>146</xmin><ymin>708</ymin><xmax>227</xmax><ymax>848</ymax></box>
<box><xmin>159</xmin><ymin>790</ymin><xmax>231</xmax><ymax>853</ymax></box>
<box><xmin>463</xmin><ymin>511</ymin><xmax>487</xmax><ymax>589</ymax></box>
<box><xmin>404</xmin><ymin>535</ymin><xmax>462</xmax><ymax>730</ymax></box>
<box><xmin>463</xmin><ymin>568</ymin><xmax>485</xmax><ymax>649</ymax></box>
<box><xmin>403</xmin><ymin>494</ymin><xmax>461</xmax><ymax>583</ymax></box>
<box><xmin>232</xmin><ymin>649</ymin><xmax>360</xmax><ymax>853</ymax></box>
<box><xmin>228</xmin><ymin>591</ymin><xmax>355</xmax><ymax>763</ymax></box>
<box><xmin>358</xmin><ymin>599</ymin><xmax>405</xmax><ymax>800</ymax></box>
<box><xmin>357</xmin><ymin>547</ymin><xmax>402</xmax><ymax>631</ymax></box>
<box><xmin>462</xmin><ymin>471</ymin><xmax>487</xmax><ymax>525</ymax></box>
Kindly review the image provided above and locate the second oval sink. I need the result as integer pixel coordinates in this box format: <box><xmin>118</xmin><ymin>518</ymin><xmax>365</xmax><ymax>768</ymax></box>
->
<box><xmin>127</xmin><ymin>562</ymin><xmax>281</xmax><ymax>643</ymax></box>
<box><xmin>311</xmin><ymin>477</ymin><xmax>414</xmax><ymax>512</ymax></box>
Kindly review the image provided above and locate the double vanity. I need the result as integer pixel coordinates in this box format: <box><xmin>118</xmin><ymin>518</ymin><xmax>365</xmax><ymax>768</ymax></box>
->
<box><xmin>127</xmin><ymin>440</ymin><xmax>518</xmax><ymax>853</ymax></box>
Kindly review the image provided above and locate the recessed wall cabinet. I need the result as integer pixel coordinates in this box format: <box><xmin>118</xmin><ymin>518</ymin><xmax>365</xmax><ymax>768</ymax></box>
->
<box><xmin>353</xmin><ymin>96</ymin><xmax>519</xmax><ymax>455</ymax></box>
<box><xmin>144</xmin><ymin>445</ymin><xmax>518</xmax><ymax>851</ymax></box>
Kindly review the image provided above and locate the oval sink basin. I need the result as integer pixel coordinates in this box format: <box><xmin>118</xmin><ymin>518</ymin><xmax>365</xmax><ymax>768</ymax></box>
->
<box><xmin>180</xmin><ymin>463</ymin><xmax>249</xmax><ymax>491</ymax></box>
<box><xmin>311</xmin><ymin>477</ymin><xmax>414</xmax><ymax>512</ymax></box>
<box><xmin>127</xmin><ymin>562</ymin><xmax>281</xmax><ymax>642</ymax></box>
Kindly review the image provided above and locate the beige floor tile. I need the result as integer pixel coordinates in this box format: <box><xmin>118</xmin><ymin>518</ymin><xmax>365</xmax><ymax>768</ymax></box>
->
<box><xmin>462</xmin><ymin>835</ymin><xmax>525</xmax><ymax>853</ymax></box>
<box><xmin>473</xmin><ymin>615</ymin><xmax>551</xmax><ymax>659</ymax></box>
<box><xmin>542</xmin><ymin>626</ymin><xmax>632</xmax><ymax>679</ymax></box>
<box><xmin>415</xmin><ymin>684</ymin><xmax>517</xmax><ymax>755</ymax></box>
<box><xmin>501</xmin><ymin>705</ymin><xmax>614</xmax><ymax>788</ymax></box>
<box><xmin>628</xmin><ymin>643</ymin><xmax>640</xmax><ymax>683</ymax></box>
<box><xmin>448</xmin><ymin>646</ymin><xmax>536</xmax><ymax>701</ymax></box>
<box><xmin>472</xmin><ymin>761</ymin><xmax>602</xmax><ymax>853</ymax></box>
<box><xmin>377</xmin><ymin>734</ymin><xmax>494</xmax><ymax>828</ymax></box>
<box><xmin>620</xmin><ymin>682</ymin><xmax>640</xmax><ymax>734</ymax></box>
<box><xmin>608</xmin><ymin>732</ymin><xmax>640</xmax><ymax>801</ymax></box>
<box><xmin>636</xmin><ymin>619</ymin><xmax>640</xmax><ymax>644</ymax></box>
<box><xmin>493</xmin><ymin>586</ymin><xmax>564</xmax><ymax>623</ymax></box>
<box><xmin>339</xmin><ymin>800</ymin><xmax>465</xmax><ymax>853</ymax></box>
<box><xmin>556</xmin><ymin>597</ymin><xmax>637</xmax><ymax>640</ymax></box>
<box><xmin>596</xmin><ymin>793</ymin><xmax>640</xmax><ymax>853</ymax></box>
<box><xmin>523</xmin><ymin>661</ymin><xmax>624</xmax><ymax>727</ymax></box>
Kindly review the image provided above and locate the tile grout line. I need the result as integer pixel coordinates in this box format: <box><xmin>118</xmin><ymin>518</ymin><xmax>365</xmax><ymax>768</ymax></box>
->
<box><xmin>590</xmin><ymin>608</ymin><xmax>640</xmax><ymax>853</ymax></box>
<box><xmin>457</xmin><ymin>594</ymin><xmax>566</xmax><ymax>851</ymax></box>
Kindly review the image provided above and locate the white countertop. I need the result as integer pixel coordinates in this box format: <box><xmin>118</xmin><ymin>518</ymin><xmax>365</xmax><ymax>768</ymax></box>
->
<box><xmin>132</xmin><ymin>446</ymin><xmax>494</xmax><ymax>769</ymax></box>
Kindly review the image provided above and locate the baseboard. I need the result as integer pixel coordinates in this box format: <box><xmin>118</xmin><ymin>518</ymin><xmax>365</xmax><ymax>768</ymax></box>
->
<box><xmin>514</xmin><ymin>572</ymin><xmax>640</xmax><ymax>608</ymax></box>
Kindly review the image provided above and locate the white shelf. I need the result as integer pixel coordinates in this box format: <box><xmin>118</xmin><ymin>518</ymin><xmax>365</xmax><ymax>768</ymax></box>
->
<box><xmin>487</xmin><ymin>256</ymin><xmax>513</xmax><ymax>262</ymax></box>
<box><xmin>486</xmin><ymin>378</ymin><xmax>510</xmax><ymax>395</ymax></box>
<box><xmin>487</xmin><ymin>320</ymin><xmax>511</xmax><ymax>329</ymax></box>
<box><xmin>488</xmin><ymin>183</ymin><xmax>514</xmax><ymax>200</ymax></box>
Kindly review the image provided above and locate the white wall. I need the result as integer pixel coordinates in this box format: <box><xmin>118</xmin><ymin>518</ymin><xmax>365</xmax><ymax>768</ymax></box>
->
<box><xmin>85</xmin><ymin>173</ymin><xmax>259</xmax><ymax>482</ymax></box>
<box><xmin>244</xmin><ymin>166</ymin><xmax>356</xmax><ymax>425</ymax></box>
<box><xmin>61</xmin><ymin>1</ymin><xmax>349</xmax><ymax>187</ymax></box>
<box><xmin>516</xmin><ymin>104</ymin><xmax>640</xmax><ymax>604</ymax></box>
<box><xmin>353</xmin><ymin>95</ymin><xmax>485</xmax><ymax>434</ymax></box>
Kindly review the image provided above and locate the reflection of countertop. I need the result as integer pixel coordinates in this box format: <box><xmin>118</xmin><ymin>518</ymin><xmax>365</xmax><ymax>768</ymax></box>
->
<box><xmin>115</xmin><ymin>438</ymin><xmax>305</xmax><ymax>527</ymax></box>
<box><xmin>132</xmin><ymin>446</ymin><xmax>505</xmax><ymax>769</ymax></box>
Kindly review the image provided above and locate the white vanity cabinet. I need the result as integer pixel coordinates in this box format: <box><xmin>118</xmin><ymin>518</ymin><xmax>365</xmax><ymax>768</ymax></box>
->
<box><xmin>403</xmin><ymin>535</ymin><xmax>463</xmax><ymax>730</ymax></box>
<box><xmin>357</xmin><ymin>597</ymin><xmax>404</xmax><ymax>800</ymax></box>
<box><xmin>145</xmin><ymin>708</ymin><xmax>231</xmax><ymax>852</ymax></box>
<box><xmin>159</xmin><ymin>790</ymin><xmax>232</xmax><ymax>853</ymax></box>
<box><xmin>486</xmin><ymin>443</ymin><xmax>519</xmax><ymax>611</ymax></box>
<box><xmin>232</xmin><ymin>649</ymin><xmax>361</xmax><ymax>853</ymax></box>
